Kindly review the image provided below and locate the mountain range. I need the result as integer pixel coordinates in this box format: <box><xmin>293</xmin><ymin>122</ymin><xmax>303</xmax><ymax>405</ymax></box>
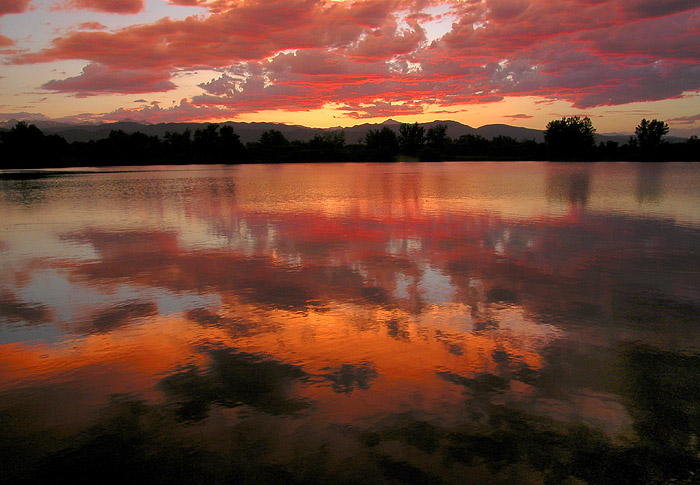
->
<box><xmin>0</xmin><ymin>118</ymin><xmax>669</xmax><ymax>145</ymax></box>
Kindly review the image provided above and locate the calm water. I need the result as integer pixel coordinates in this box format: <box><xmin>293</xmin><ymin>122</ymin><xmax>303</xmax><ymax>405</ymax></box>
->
<box><xmin>1</xmin><ymin>162</ymin><xmax>700</xmax><ymax>484</ymax></box>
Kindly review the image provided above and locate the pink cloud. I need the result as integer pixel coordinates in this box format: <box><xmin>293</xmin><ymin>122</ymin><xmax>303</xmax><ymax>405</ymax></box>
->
<box><xmin>198</xmin><ymin>73</ymin><xmax>239</xmax><ymax>96</ymax></box>
<box><xmin>486</xmin><ymin>0</ymin><xmax>530</xmax><ymax>20</ymax></box>
<box><xmin>102</xmin><ymin>98</ymin><xmax>234</xmax><ymax>123</ymax></box>
<box><xmin>345</xmin><ymin>18</ymin><xmax>426</xmax><ymax>60</ymax></box>
<box><xmin>583</xmin><ymin>12</ymin><xmax>700</xmax><ymax>61</ymax></box>
<box><xmin>668</xmin><ymin>113</ymin><xmax>700</xmax><ymax>125</ymax></box>
<box><xmin>338</xmin><ymin>101</ymin><xmax>425</xmax><ymax>119</ymax></box>
<box><xmin>63</xmin><ymin>0</ymin><xmax>143</xmax><ymax>14</ymax></box>
<box><xmin>0</xmin><ymin>0</ymin><xmax>30</xmax><ymax>16</ymax></box>
<box><xmin>0</xmin><ymin>35</ymin><xmax>15</xmax><ymax>47</ymax></box>
<box><xmin>620</xmin><ymin>0</ymin><xmax>699</xmax><ymax>19</ymax></box>
<box><xmin>0</xmin><ymin>111</ymin><xmax>52</xmax><ymax>122</ymax></box>
<box><xmin>7</xmin><ymin>0</ymin><xmax>700</xmax><ymax>121</ymax></box>
<box><xmin>167</xmin><ymin>0</ymin><xmax>202</xmax><ymax>5</ymax></box>
<box><xmin>194</xmin><ymin>74</ymin><xmax>324</xmax><ymax>113</ymax></box>
<box><xmin>78</xmin><ymin>21</ymin><xmax>108</xmax><ymax>30</ymax></box>
<box><xmin>13</xmin><ymin>0</ymin><xmax>401</xmax><ymax>69</ymax></box>
<box><xmin>42</xmin><ymin>63</ymin><xmax>176</xmax><ymax>97</ymax></box>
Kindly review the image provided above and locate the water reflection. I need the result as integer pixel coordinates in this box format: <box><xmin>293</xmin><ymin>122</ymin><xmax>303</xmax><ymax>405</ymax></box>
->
<box><xmin>635</xmin><ymin>163</ymin><xmax>665</xmax><ymax>203</ymax></box>
<box><xmin>1</xmin><ymin>162</ymin><xmax>700</xmax><ymax>483</ymax></box>
<box><xmin>160</xmin><ymin>349</ymin><xmax>310</xmax><ymax>420</ymax></box>
<box><xmin>545</xmin><ymin>164</ymin><xmax>592</xmax><ymax>207</ymax></box>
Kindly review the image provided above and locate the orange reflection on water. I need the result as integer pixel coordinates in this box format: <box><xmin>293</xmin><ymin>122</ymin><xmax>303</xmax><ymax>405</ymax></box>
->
<box><xmin>0</xmin><ymin>294</ymin><xmax>560</xmax><ymax>429</ymax></box>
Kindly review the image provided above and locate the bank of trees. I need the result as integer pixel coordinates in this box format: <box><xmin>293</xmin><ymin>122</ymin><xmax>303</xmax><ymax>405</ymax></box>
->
<box><xmin>544</xmin><ymin>116</ymin><xmax>597</xmax><ymax>159</ymax></box>
<box><xmin>0</xmin><ymin>117</ymin><xmax>695</xmax><ymax>169</ymax></box>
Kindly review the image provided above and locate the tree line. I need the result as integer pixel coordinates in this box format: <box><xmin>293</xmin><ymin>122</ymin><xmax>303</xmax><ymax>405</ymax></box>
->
<box><xmin>0</xmin><ymin>117</ymin><xmax>697</xmax><ymax>169</ymax></box>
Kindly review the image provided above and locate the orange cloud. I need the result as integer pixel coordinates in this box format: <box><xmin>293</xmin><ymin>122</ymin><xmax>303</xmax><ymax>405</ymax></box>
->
<box><xmin>77</xmin><ymin>21</ymin><xmax>108</xmax><ymax>30</ymax></box>
<box><xmin>0</xmin><ymin>0</ymin><xmax>30</xmax><ymax>16</ymax></box>
<box><xmin>0</xmin><ymin>35</ymin><xmax>16</xmax><ymax>47</ymax></box>
<box><xmin>63</xmin><ymin>0</ymin><xmax>143</xmax><ymax>14</ymax></box>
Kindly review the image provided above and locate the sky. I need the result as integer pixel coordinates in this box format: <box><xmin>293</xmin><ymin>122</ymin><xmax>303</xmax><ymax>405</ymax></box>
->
<box><xmin>0</xmin><ymin>0</ymin><xmax>699</xmax><ymax>135</ymax></box>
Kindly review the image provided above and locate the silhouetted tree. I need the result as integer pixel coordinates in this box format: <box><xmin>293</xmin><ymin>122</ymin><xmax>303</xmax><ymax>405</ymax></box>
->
<box><xmin>598</xmin><ymin>140</ymin><xmax>619</xmax><ymax>161</ymax></box>
<box><xmin>0</xmin><ymin>121</ymin><xmax>55</xmax><ymax>168</ymax></box>
<box><xmin>398</xmin><ymin>123</ymin><xmax>425</xmax><ymax>156</ymax></box>
<box><xmin>544</xmin><ymin>116</ymin><xmax>596</xmax><ymax>159</ymax></box>
<box><xmin>193</xmin><ymin>124</ymin><xmax>221</xmax><ymax>162</ymax></box>
<box><xmin>635</xmin><ymin>119</ymin><xmax>669</xmax><ymax>159</ymax></box>
<box><xmin>218</xmin><ymin>125</ymin><xmax>245</xmax><ymax>163</ymax></box>
<box><xmin>93</xmin><ymin>129</ymin><xmax>162</xmax><ymax>164</ymax></box>
<box><xmin>164</xmin><ymin>129</ymin><xmax>192</xmax><ymax>163</ymax></box>
<box><xmin>635</xmin><ymin>119</ymin><xmax>669</xmax><ymax>149</ymax></box>
<box><xmin>454</xmin><ymin>134</ymin><xmax>489</xmax><ymax>158</ymax></box>
<box><xmin>247</xmin><ymin>129</ymin><xmax>290</xmax><ymax>162</ymax></box>
<box><xmin>310</xmin><ymin>131</ymin><xmax>345</xmax><ymax>150</ymax></box>
<box><xmin>364</xmin><ymin>127</ymin><xmax>399</xmax><ymax>161</ymax></box>
<box><xmin>260</xmin><ymin>129</ymin><xmax>289</xmax><ymax>149</ymax></box>
<box><xmin>420</xmin><ymin>124</ymin><xmax>450</xmax><ymax>161</ymax></box>
<box><xmin>191</xmin><ymin>123</ymin><xmax>244</xmax><ymax>163</ymax></box>
<box><xmin>488</xmin><ymin>135</ymin><xmax>521</xmax><ymax>158</ymax></box>
<box><xmin>309</xmin><ymin>131</ymin><xmax>345</xmax><ymax>160</ymax></box>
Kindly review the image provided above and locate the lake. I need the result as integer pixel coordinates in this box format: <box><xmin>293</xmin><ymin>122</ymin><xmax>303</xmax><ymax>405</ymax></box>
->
<box><xmin>1</xmin><ymin>161</ymin><xmax>700</xmax><ymax>484</ymax></box>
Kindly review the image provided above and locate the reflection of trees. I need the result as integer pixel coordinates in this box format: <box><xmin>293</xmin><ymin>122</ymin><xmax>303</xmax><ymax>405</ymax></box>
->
<box><xmin>621</xmin><ymin>344</ymin><xmax>700</xmax><ymax>471</ymax></box>
<box><xmin>357</xmin><ymin>401</ymin><xmax>700</xmax><ymax>483</ymax></box>
<box><xmin>0</xmin><ymin>177</ymin><xmax>52</xmax><ymax>207</ymax></box>
<box><xmin>635</xmin><ymin>163</ymin><xmax>664</xmax><ymax>203</ymax></box>
<box><xmin>1</xmin><ymin>395</ymin><xmax>218</xmax><ymax>484</ymax></box>
<box><xmin>6</xmin><ymin>371</ymin><xmax>700</xmax><ymax>485</ymax></box>
<box><xmin>545</xmin><ymin>165</ymin><xmax>591</xmax><ymax>207</ymax></box>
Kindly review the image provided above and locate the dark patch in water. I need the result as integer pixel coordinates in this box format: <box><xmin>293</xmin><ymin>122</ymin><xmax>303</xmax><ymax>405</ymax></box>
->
<box><xmin>160</xmin><ymin>348</ymin><xmax>309</xmax><ymax>420</ymax></box>
<box><xmin>320</xmin><ymin>362</ymin><xmax>378</xmax><ymax>394</ymax></box>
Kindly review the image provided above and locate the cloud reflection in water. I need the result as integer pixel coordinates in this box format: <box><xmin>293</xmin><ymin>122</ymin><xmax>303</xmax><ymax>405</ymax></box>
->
<box><xmin>1</xmin><ymin>162</ymin><xmax>700</xmax><ymax>483</ymax></box>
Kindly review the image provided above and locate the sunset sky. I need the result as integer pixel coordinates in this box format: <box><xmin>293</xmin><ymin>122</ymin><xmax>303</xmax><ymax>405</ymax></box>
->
<box><xmin>1</xmin><ymin>0</ymin><xmax>699</xmax><ymax>135</ymax></box>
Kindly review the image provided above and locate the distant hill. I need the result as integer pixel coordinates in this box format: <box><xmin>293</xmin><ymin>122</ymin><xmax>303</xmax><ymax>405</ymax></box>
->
<box><xmin>0</xmin><ymin>118</ymin><xmax>685</xmax><ymax>145</ymax></box>
<box><xmin>0</xmin><ymin>118</ymin><xmax>532</xmax><ymax>143</ymax></box>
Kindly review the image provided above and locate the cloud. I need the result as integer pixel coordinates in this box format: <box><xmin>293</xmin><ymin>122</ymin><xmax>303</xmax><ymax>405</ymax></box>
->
<box><xmin>63</xmin><ymin>0</ymin><xmax>143</xmax><ymax>14</ymax></box>
<box><xmin>505</xmin><ymin>113</ymin><xmax>533</xmax><ymax>119</ymax></box>
<box><xmin>78</xmin><ymin>21</ymin><xmax>108</xmax><ymax>30</ymax></box>
<box><xmin>102</xmin><ymin>98</ymin><xmax>234</xmax><ymax>123</ymax></box>
<box><xmin>14</xmin><ymin>0</ymin><xmax>397</xmax><ymax>69</ymax></box>
<box><xmin>41</xmin><ymin>63</ymin><xmax>177</xmax><ymax>97</ymax></box>
<box><xmin>486</xmin><ymin>0</ymin><xmax>530</xmax><ymax>19</ymax></box>
<box><xmin>620</xmin><ymin>0</ymin><xmax>699</xmax><ymax>19</ymax></box>
<box><xmin>198</xmin><ymin>73</ymin><xmax>240</xmax><ymax>96</ymax></box>
<box><xmin>167</xmin><ymin>0</ymin><xmax>205</xmax><ymax>5</ymax></box>
<box><xmin>339</xmin><ymin>101</ymin><xmax>425</xmax><ymax>119</ymax></box>
<box><xmin>0</xmin><ymin>111</ymin><xmax>51</xmax><ymax>122</ymax></box>
<box><xmin>0</xmin><ymin>35</ymin><xmax>15</xmax><ymax>47</ymax></box>
<box><xmin>7</xmin><ymin>0</ymin><xmax>700</xmax><ymax>120</ymax></box>
<box><xmin>668</xmin><ymin>113</ymin><xmax>700</xmax><ymax>125</ymax></box>
<box><xmin>0</xmin><ymin>0</ymin><xmax>30</xmax><ymax>16</ymax></box>
<box><xmin>345</xmin><ymin>18</ymin><xmax>426</xmax><ymax>60</ymax></box>
<box><xmin>583</xmin><ymin>12</ymin><xmax>700</xmax><ymax>61</ymax></box>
